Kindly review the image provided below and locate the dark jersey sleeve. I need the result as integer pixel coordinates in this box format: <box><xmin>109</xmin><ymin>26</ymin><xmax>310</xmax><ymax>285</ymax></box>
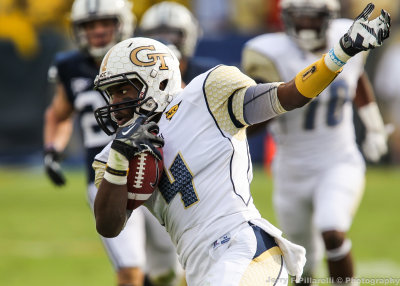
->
<box><xmin>51</xmin><ymin>51</ymin><xmax>98</xmax><ymax>104</ymax></box>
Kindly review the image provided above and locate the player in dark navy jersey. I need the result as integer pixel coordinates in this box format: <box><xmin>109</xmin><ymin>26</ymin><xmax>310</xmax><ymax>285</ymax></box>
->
<box><xmin>46</xmin><ymin>50</ymin><xmax>108</xmax><ymax>184</ymax></box>
<box><xmin>43</xmin><ymin>0</ymin><xmax>182</xmax><ymax>285</ymax></box>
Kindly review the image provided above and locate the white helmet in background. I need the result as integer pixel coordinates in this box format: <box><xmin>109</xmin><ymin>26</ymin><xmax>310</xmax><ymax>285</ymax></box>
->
<box><xmin>139</xmin><ymin>1</ymin><xmax>201</xmax><ymax>58</ymax></box>
<box><xmin>280</xmin><ymin>0</ymin><xmax>340</xmax><ymax>51</ymax></box>
<box><xmin>94</xmin><ymin>37</ymin><xmax>182</xmax><ymax>135</ymax></box>
<box><xmin>71</xmin><ymin>0</ymin><xmax>135</xmax><ymax>60</ymax></box>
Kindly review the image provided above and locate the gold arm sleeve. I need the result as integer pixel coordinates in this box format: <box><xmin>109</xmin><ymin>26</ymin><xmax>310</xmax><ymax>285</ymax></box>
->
<box><xmin>295</xmin><ymin>55</ymin><xmax>341</xmax><ymax>99</ymax></box>
<box><xmin>241</xmin><ymin>48</ymin><xmax>282</xmax><ymax>83</ymax></box>
<box><xmin>92</xmin><ymin>160</ymin><xmax>106</xmax><ymax>189</ymax></box>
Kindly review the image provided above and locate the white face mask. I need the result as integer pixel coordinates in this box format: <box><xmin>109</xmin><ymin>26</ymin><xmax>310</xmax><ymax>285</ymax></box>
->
<box><xmin>295</xmin><ymin>29</ymin><xmax>326</xmax><ymax>52</ymax></box>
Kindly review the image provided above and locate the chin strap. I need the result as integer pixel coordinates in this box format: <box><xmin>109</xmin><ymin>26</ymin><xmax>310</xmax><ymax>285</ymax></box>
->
<box><xmin>120</xmin><ymin>117</ymin><xmax>137</xmax><ymax>128</ymax></box>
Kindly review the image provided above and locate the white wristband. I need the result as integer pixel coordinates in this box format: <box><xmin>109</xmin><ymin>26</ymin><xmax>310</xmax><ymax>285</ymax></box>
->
<box><xmin>324</xmin><ymin>42</ymin><xmax>352</xmax><ymax>72</ymax></box>
<box><xmin>107</xmin><ymin>148</ymin><xmax>129</xmax><ymax>171</ymax></box>
<box><xmin>104</xmin><ymin>171</ymin><xmax>127</xmax><ymax>185</ymax></box>
<box><xmin>104</xmin><ymin>149</ymin><xmax>129</xmax><ymax>185</ymax></box>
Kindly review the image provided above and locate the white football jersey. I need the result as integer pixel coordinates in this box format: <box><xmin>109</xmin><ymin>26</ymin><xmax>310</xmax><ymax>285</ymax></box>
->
<box><xmin>244</xmin><ymin>19</ymin><xmax>365</xmax><ymax>171</ymax></box>
<box><xmin>94</xmin><ymin>65</ymin><xmax>278</xmax><ymax>268</ymax></box>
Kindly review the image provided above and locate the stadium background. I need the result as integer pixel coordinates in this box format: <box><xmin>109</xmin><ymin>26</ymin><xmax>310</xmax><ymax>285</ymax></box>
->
<box><xmin>0</xmin><ymin>0</ymin><xmax>399</xmax><ymax>285</ymax></box>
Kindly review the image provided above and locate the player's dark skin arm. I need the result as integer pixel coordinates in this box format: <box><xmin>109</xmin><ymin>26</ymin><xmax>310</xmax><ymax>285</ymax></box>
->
<box><xmin>94</xmin><ymin>179</ymin><xmax>128</xmax><ymax>238</ymax></box>
<box><xmin>353</xmin><ymin>72</ymin><xmax>375</xmax><ymax>108</ymax></box>
<box><xmin>277</xmin><ymin>79</ymin><xmax>311</xmax><ymax>110</ymax></box>
<box><xmin>246</xmin><ymin>121</ymin><xmax>269</xmax><ymax>137</ymax></box>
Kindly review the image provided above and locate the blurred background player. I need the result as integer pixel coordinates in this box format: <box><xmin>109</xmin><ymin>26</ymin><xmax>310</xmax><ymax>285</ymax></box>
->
<box><xmin>43</xmin><ymin>0</ymin><xmax>182</xmax><ymax>285</ymax></box>
<box><xmin>242</xmin><ymin>0</ymin><xmax>389</xmax><ymax>284</ymax></box>
<box><xmin>137</xmin><ymin>1</ymin><xmax>220</xmax><ymax>85</ymax></box>
<box><xmin>374</xmin><ymin>38</ymin><xmax>400</xmax><ymax>164</ymax></box>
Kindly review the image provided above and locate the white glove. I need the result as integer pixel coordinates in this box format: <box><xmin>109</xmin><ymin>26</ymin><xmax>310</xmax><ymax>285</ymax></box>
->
<box><xmin>325</xmin><ymin>3</ymin><xmax>391</xmax><ymax>71</ymax></box>
<box><xmin>358</xmin><ymin>102</ymin><xmax>388</xmax><ymax>162</ymax></box>
<box><xmin>341</xmin><ymin>3</ymin><xmax>390</xmax><ymax>55</ymax></box>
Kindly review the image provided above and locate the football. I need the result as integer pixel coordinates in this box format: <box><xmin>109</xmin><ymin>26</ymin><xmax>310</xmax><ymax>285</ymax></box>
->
<box><xmin>126</xmin><ymin>148</ymin><xmax>163</xmax><ymax>210</ymax></box>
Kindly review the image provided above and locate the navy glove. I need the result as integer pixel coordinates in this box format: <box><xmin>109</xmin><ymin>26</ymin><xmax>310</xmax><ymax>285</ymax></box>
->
<box><xmin>111</xmin><ymin>115</ymin><xmax>164</xmax><ymax>161</ymax></box>
<box><xmin>44</xmin><ymin>147</ymin><xmax>66</xmax><ymax>186</ymax></box>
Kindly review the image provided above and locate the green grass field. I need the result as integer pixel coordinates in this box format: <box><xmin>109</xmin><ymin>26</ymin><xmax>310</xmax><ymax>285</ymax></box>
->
<box><xmin>1</xmin><ymin>165</ymin><xmax>399</xmax><ymax>285</ymax></box>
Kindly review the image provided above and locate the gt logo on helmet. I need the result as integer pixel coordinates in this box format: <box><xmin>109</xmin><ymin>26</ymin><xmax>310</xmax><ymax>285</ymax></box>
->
<box><xmin>130</xmin><ymin>45</ymin><xmax>170</xmax><ymax>70</ymax></box>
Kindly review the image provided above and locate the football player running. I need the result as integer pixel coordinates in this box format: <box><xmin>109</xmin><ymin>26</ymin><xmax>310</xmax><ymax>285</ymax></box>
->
<box><xmin>137</xmin><ymin>1</ymin><xmax>220</xmax><ymax>85</ymax></box>
<box><xmin>242</xmin><ymin>0</ymin><xmax>389</xmax><ymax>285</ymax></box>
<box><xmin>92</xmin><ymin>3</ymin><xmax>390</xmax><ymax>285</ymax></box>
<box><xmin>43</xmin><ymin>0</ymin><xmax>182</xmax><ymax>285</ymax></box>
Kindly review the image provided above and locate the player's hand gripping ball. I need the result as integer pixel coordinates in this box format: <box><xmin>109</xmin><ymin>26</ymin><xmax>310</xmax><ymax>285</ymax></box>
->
<box><xmin>110</xmin><ymin>115</ymin><xmax>164</xmax><ymax>210</ymax></box>
<box><xmin>126</xmin><ymin>147</ymin><xmax>163</xmax><ymax>210</ymax></box>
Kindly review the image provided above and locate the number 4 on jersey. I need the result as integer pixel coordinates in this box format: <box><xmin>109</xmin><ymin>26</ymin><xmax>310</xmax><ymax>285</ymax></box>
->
<box><xmin>158</xmin><ymin>153</ymin><xmax>199</xmax><ymax>208</ymax></box>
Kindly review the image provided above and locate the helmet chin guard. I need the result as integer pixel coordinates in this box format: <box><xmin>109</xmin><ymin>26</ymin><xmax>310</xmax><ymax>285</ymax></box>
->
<box><xmin>94</xmin><ymin>96</ymin><xmax>157</xmax><ymax>135</ymax></box>
<box><xmin>280</xmin><ymin>0</ymin><xmax>340</xmax><ymax>52</ymax></box>
<box><xmin>295</xmin><ymin>29</ymin><xmax>326</xmax><ymax>52</ymax></box>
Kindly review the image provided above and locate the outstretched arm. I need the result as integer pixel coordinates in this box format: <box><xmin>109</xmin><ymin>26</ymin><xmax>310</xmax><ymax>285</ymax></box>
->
<box><xmin>283</xmin><ymin>3</ymin><xmax>390</xmax><ymax>107</ymax></box>
<box><xmin>243</xmin><ymin>3</ymin><xmax>391</xmax><ymax>125</ymax></box>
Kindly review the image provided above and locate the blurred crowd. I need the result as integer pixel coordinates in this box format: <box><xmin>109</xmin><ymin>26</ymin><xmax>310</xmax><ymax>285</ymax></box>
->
<box><xmin>1</xmin><ymin>0</ymin><xmax>400</xmax><ymax>164</ymax></box>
